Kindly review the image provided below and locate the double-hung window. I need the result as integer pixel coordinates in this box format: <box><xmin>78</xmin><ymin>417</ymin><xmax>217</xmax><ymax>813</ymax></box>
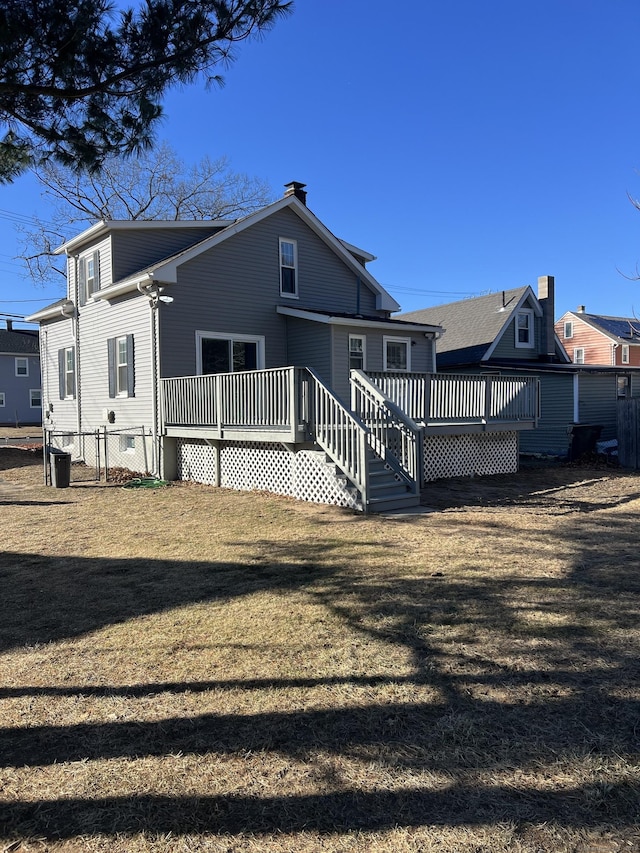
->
<box><xmin>564</xmin><ymin>321</ymin><xmax>573</xmax><ymax>339</ymax></box>
<box><xmin>78</xmin><ymin>250</ymin><xmax>100</xmax><ymax>305</ymax></box>
<box><xmin>515</xmin><ymin>309</ymin><xmax>535</xmax><ymax>348</ymax></box>
<box><xmin>197</xmin><ymin>332</ymin><xmax>265</xmax><ymax>374</ymax></box>
<box><xmin>621</xmin><ymin>344</ymin><xmax>630</xmax><ymax>364</ymax></box>
<box><xmin>30</xmin><ymin>389</ymin><xmax>41</xmax><ymax>408</ymax></box>
<box><xmin>349</xmin><ymin>335</ymin><xmax>366</xmax><ymax>371</ymax></box>
<box><xmin>58</xmin><ymin>347</ymin><xmax>76</xmax><ymax>399</ymax></box>
<box><xmin>108</xmin><ymin>335</ymin><xmax>135</xmax><ymax>397</ymax></box>
<box><xmin>279</xmin><ymin>238</ymin><xmax>298</xmax><ymax>297</ymax></box>
<box><xmin>383</xmin><ymin>336</ymin><xmax>411</xmax><ymax>372</ymax></box>
<box><xmin>15</xmin><ymin>357</ymin><xmax>28</xmax><ymax>377</ymax></box>
<box><xmin>0</xmin><ymin>392</ymin><xmax>5</xmax><ymax>407</ymax></box>
<box><xmin>574</xmin><ymin>347</ymin><xmax>585</xmax><ymax>365</ymax></box>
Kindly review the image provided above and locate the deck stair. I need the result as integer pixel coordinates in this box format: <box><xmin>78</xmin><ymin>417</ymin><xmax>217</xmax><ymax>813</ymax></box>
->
<box><xmin>366</xmin><ymin>454</ymin><xmax>422</xmax><ymax>513</ymax></box>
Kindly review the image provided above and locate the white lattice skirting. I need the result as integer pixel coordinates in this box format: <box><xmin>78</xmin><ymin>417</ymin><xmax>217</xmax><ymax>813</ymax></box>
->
<box><xmin>423</xmin><ymin>431</ymin><xmax>518</xmax><ymax>481</ymax></box>
<box><xmin>176</xmin><ymin>439</ymin><xmax>362</xmax><ymax>509</ymax></box>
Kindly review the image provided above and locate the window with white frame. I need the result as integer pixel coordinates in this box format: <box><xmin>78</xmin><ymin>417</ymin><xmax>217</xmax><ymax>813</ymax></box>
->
<box><xmin>30</xmin><ymin>389</ymin><xmax>41</xmax><ymax>408</ymax></box>
<box><xmin>574</xmin><ymin>347</ymin><xmax>585</xmax><ymax>364</ymax></box>
<box><xmin>384</xmin><ymin>336</ymin><xmax>411</xmax><ymax>372</ymax></box>
<box><xmin>197</xmin><ymin>332</ymin><xmax>265</xmax><ymax>374</ymax></box>
<box><xmin>515</xmin><ymin>310</ymin><xmax>534</xmax><ymax>348</ymax></box>
<box><xmin>108</xmin><ymin>335</ymin><xmax>134</xmax><ymax>398</ymax></box>
<box><xmin>15</xmin><ymin>357</ymin><xmax>28</xmax><ymax>376</ymax></box>
<box><xmin>564</xmin><ymin>321</ymin><xmax>573</xmax><ymax>339</ymax></box>
<box><xmin>120</xmin><ymin>434</ymin><xmax>136</xmax><ymax>452</ymax></box>
<box><xmin>58</xmin><ymin>347</ymin><xmax>76</xmax><ymax>399</ymax></box>
<box><xmin>79</xmin><ymin>249</ymin><xmax>100</xmax><ymax>304</ymax></box>
<box><xmin>622</xmin><ymin>344</ymin><xmax>630</xmax><ymax>364</ymax></box>
<box><xmin>279</xmin><ymin>238</ymin><xmax>298</xmax><ymax>297</ymax></box>
<box><xmin>349</xmin><ymin>335</ymin><xmax>366</xmax><ymax>371</ymax></box>
<box><xmin>0</xmin><ymin>392</ymin><xmax>5</xmax><ymax>407</ymax></box>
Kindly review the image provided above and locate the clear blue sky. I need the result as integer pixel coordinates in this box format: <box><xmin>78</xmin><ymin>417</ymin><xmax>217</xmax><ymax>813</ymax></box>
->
<box><xmin>2</xmin><ymin>0</ymin><xmax>640</xmax><ymax>327</ymax></box>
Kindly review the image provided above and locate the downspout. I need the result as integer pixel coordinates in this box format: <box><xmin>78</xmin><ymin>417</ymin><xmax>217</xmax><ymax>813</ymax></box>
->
<box><xmin>138</xmin><ymin>281</ymin><xmax>160</xmax><ymax>476</ymax></box>
<box><xmin>612</xmin><ymin>342</ymin><xmax>618</xmax><ymax>366</ymax></box>
<box><xmin>72</xmin><ymin>254</ymin><xmax>82</xmax><ymax>450</ymax></box>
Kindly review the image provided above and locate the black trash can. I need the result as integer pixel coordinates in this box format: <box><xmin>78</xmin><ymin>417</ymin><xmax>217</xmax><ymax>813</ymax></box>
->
<box><xmin>568</xmin><ymin>424</ymin><xmax>603</xmax><ymax>461</ymax></box>
<box><xmin>49</xmin><ymin>448</ymin><xmax>71</xmax><ymax>488</ymax></box>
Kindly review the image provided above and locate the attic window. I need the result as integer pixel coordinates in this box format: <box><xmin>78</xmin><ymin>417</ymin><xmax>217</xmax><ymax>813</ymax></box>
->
<box><xmin>564</xmin><ymin>321</ymin><xmax>573</xmax><ymax>339</ymax></box>
<box><xmin>515</xmin><ymin>309</ymin><xmax>534</xmax><ymax>348</ymax></box>
<box><xmin>622</xmin><ymin>345</ymin><xmax>630</xmax><ymax>364</ymax></box>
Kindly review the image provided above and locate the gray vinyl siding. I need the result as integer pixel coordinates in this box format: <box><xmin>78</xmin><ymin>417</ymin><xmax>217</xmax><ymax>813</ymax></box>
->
<box><xmin>66</xmin><ymin>237</ymin><xmax>112</xmax><ymax>300</ymax></box>
<box><xmin>577</xmin><ymin>373</ymin><xmax>618</xmax><ymax>440</ymax></box>
<box><xmin>285</xmin><ymin>317</ymin><xmax>332</xmax><ymax>389</ymax></box>
<box><xmin>39</xmin><ymin>320</ymin><xmax>77</xmax><ymax>433</ymax></box>
<box><xmin>0</xmin><ymin>353</ymin><xmax>41</xmax><ymax>424</ymax></box>
<box><xmin>76</xmin><ymin>292</ymin><xmax>153</xmax><ymax>432</ymax></box>
<box><xmin>491</xmin><ymin>314</ymin><xmax>543</xmax><ymax>361</ymax></box>
<box><xmin>111</xmin><ymin>227</ymin><xmax>223</xmax><ymax>283</ymax></box>
<box><xmin>159</xmin><ymin>208</ymin><xmax>382</xmax><ymax>378</ymax></box>
<box><xmin>519</xmin><ymin>372</ymin><xmax>575</xmax><ymax>455</ymax></box>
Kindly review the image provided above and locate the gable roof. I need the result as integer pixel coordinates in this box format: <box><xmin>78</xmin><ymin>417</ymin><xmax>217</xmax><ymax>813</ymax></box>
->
<box><xmin>0</xmin><ymin>328</ymin><xmax>39</xmax><ymax>355</ymax></box>
<box><xmin>399</xmin><ymin>287</ymin><xmax>538</xmax><ymax>366</ymax></box>
<box><xmin>561</xmin><ymin>311</ymin><xmax>640</xmax><ymax>344</ymax></box>
<box><xmin>49</xmin><ymin>195</ymin><xmax>399</xmax><ymax>314</ymax></box>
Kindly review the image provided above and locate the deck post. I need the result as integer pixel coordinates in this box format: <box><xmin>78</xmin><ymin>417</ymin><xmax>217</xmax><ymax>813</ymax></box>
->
<box><xmin>484</xmin><ymin>376</ymin><xmax>493</xmax><ymax>423</ymax></box>
<box><xmin>215</xmin><ymin>374</ymin><xmax>223</xmax><ymax>438</ymax></box>
<box><xmin>289</xmin><ymin>367</ymin><xmax>297</xmax><ymax>442</ymax></box>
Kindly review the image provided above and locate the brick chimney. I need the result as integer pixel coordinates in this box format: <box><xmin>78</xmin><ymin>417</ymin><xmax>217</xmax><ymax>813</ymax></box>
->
<box><xmin>537</xmin><ymin>275</ymin><xmax>556</xmax><ymax>360</ymax></box>
<box><xmin>284</xmin><ymin>181</ymin><xmax>307</xmax><ymax>205</ymax></box>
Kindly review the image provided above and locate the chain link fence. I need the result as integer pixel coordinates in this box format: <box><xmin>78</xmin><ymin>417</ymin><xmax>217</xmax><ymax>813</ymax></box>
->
<box><xmin>43</xmin><ymin>426</ymin><xmax>153</xmax><ymax>484</ymax></box>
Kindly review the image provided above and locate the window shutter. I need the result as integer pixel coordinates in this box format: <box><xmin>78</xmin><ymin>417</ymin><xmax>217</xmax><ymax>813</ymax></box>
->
<box><xmin>78</xmin><ymin>257</ymin><xmax>86</xmax><ymax>306</ymax></box>
<box><xmin>126</xmin><ymin>334</ymin><xmax>135</xmax><ymax>397</ymax></box>
<box><xmin>107</xmin><ymin>337</ymin><xmax>116</xmax><ymax>398</ymax></box>
<box><xmin>70</xmin><ymin>347</ymin><xmax>76</xmax><ymax>399</ymax></box>
<box><xmin>58</xmin><ymin>349</ymin><xmax>65</xmax><ymax>400</ymax></box>
<box><xmin>92</xmin><ymin>249</ymin><xmax>100</xmax><ymax>294</ymax></box>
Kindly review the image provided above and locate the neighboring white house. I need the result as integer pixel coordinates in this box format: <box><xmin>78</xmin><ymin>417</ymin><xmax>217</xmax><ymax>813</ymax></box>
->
<box><xmin>28</xmin><ymin>183</ymin><xmax>538</xmax><ymax>511</ymax></box>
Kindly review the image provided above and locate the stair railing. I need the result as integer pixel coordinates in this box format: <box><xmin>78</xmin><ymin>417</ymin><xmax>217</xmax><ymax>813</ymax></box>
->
<box><xmin>349</xmin><ymin>369</ymin><xmax>423</xmax><ymax>492</ymax></box>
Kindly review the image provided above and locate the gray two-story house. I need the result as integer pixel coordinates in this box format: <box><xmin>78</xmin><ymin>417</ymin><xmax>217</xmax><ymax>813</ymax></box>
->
<box><xmin>28</xmin><ymin>183</ymin><xmax>539</xmax><ymax>510</ymax></box>
<box><xmin>0</xmin><ymin>321</ymin><xmax>41</xmax><ymax>426</ymax></box>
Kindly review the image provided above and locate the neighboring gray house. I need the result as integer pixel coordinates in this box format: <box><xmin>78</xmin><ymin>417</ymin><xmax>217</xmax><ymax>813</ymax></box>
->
<box><xmin>0</xmin><ymin>320</ymin><xmax>41</xmax><ymax>426</ymax></box>
<box><xmin>400</xmin><ymin>276</ymin><xmax>640</xmax><ymax>456</ymax></box>
<box><xmin>28</xmin><ymin>183</ymin><xmax>539</xmax><ymax>509</ymax></box>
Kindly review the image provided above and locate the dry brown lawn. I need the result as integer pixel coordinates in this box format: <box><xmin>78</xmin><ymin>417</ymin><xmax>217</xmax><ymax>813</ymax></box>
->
<box><xmin>0</xmin><ymin>444</ymin><xmax>639</xmax><ymax>852</ymax></box>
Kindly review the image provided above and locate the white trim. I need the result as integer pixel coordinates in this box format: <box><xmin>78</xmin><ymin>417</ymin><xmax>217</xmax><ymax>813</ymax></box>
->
<box><xmin>483</xmin><ymin>287</ymin><xmax>542</xmax><ymax>360</ymax></box>
<box><xmin>573</xmin><ymin>347</ymin><xmax>585</xmax><ymax>364</ymax></box>
<box><xmin>348</xmin><ymin>334</ymin><xmax>367</xmax><ymax>371</ymax></box>
<box><xmin>14</xmin><ymin>357</ymin><xmax>28</xmax><ymax>377</ymax></box>
<box><xmin>276</xmin><ymin>305</ymin><xmax>441</xmax><ymax>335</ymax></box>
<box><xmin>383</xmin><ymin>336</ymin><xmax>411</xmax><ymax>372</ymax></box>
<box><xmin>622</xmin><ymin>344</ymin><xmax>630</xmax><ymax>364</ymax></box>
<box><xmin>0</xmin><ymin>392</ymin><xmax>5</xmax><ymax>407</ymax></box>
<box><xmin>54</xmin><ymin>219</ymin><xmax>234</xmax><ymax>255</ymax></box>
<box><xmin>279</xmin><ymin>237</ymin><xmax>298</xmax><ymax>299</ymax></box>
<box><xmin>514</xmin><ymin>308</ymin><xmax>535</xmax><ymax>349</ymax></box>
<box><xmin>564</xmin><ymin>320</ymin><xmax>573</xmax><ymax>339</ymax></box>
<box><xmin>30</xmin><ymin>388</ymin><xmax>42</xmax><ymax>408</ymax></box>
<box><xmin>195</xmin><ymin>330</ymin><xmax>265</xmax><ymax>374</ymax></box>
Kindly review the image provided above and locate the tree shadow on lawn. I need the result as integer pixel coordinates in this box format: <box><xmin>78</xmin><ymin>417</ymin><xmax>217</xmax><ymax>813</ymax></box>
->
<box><xmin>1</xmin><ymin>509</ymin><xmax>639</xmax><ymax>841</ymax></box>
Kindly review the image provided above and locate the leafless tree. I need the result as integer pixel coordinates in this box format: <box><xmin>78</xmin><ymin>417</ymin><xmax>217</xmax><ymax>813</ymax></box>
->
<box><xmin>18</xmin><ymin>143</ymin><xmax>273</xmax><ymax>287</ymax></box>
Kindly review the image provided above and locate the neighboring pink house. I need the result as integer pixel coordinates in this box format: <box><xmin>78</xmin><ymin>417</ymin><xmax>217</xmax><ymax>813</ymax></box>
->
<box><xmin>555</xmin><ymin>307</ymin><xmax>640</xmax><ymax>367</ymax></box>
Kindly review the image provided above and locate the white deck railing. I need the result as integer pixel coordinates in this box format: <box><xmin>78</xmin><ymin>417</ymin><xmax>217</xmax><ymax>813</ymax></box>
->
<box><xmin>162</xmin><ymin>368</ymin><xmax>372</xmax><ymax>504</ymax></box>
<box><xmin>367</xmin><ymin>372</ymin><xmax>539</xmax><ymax>425</ymax></box>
